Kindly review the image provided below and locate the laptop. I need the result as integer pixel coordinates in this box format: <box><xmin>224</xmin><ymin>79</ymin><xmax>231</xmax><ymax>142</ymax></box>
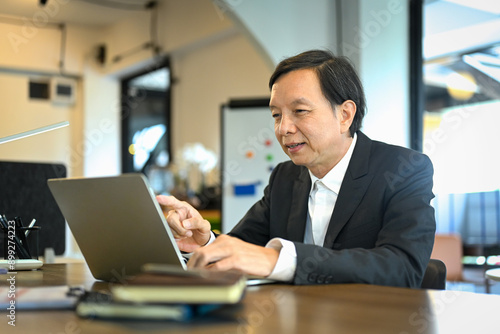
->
<box><xmin>47</xmin><ymin>174</ymin><xmax>187</xmax><ymax>281</ymax></box>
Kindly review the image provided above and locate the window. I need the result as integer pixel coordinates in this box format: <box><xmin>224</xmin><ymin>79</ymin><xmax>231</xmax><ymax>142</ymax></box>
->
<box><xmin>121</xmin><ymin>59</ymin><xmax>172</xmax><ymax>194</ymax></box>
<box><xmin>423</xmin><ymin>1</ymin><xmax>500</xmax><ymax>258</ymax></box>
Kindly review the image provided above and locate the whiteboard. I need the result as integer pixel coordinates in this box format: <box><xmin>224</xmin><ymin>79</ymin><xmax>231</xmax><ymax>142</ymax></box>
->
<box><xmin>221</xmin><ymin>100</ymin><xmax>289</xmax><ymax>233</ymax></box>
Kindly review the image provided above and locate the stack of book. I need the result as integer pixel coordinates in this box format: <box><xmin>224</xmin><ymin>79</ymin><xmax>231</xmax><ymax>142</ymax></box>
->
<box><xmin>76</xmin><ymin>264</ymin><xmax>247</xmax><ymax>321</ymax></box>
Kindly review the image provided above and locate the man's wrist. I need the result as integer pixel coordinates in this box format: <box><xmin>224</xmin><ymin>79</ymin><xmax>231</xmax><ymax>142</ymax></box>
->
<box><xmin>265</xmin><ymin>238</ymin><xmax>297</xmax><ymax>282</ymax></box>
<box><xmin>205</xmin><ymin>231</ymin><xmax>217</xmax><ymax>245</ymax></box>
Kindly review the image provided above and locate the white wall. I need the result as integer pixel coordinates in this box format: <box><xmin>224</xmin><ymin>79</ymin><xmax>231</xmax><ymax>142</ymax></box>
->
<box><xmin>222</xmin><ymin>0</ymin><xmax>410</xmax><ymax>147</ymax></box>
<box><xmin>171</xmin><ymin>32</ymin><xmax>271</xmax><ymax>155</ymax></box>
<box><xmin>0</xmin><ymin>72</ymin><xmax>77</xmax><ymax>168</ymax></box>
<box><xmin>81</xmin><ymin>66</ymin><xmax>121</xmax><ymax>177</ymax></box>
<box><xmin>341</xmin><ymin>0</ymin><xmax>409</xmax><ymax>147</ymax></box>
<box><xmin>0</xmin><ymin>22</ymin><xmax>96</xmax><ymax>177</ymax></box>
<box><xmin>220</xmin><ymin>0</ymin><xmax>337</xmax><ymax>67</ymax></box>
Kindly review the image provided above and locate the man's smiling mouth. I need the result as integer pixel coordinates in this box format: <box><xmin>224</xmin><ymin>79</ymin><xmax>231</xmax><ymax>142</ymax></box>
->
<box><xmin>286</xmin><ymin>143</ymin><xmax>305</xmax><ymax>149</ymax></box>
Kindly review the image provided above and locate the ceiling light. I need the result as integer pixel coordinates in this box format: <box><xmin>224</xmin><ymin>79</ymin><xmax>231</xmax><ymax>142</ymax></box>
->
<box><xmin>446</xmin><ymin>71</ymin><xmax>477</xmax><ymax>100</ymax></box>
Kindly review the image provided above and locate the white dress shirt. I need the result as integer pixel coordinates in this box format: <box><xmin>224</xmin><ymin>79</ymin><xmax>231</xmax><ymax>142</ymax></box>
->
<box><xmin>266</xmin><ymin>134</ymin><xmax>358</xmax><ymax>281</ymax></box>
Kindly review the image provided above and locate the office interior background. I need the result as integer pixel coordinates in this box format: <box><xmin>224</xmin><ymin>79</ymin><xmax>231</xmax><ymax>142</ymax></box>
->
<box><xmin>0</xmin><ymin>0</ymin><xmax>499</xmax><ymax>292</ymax></box>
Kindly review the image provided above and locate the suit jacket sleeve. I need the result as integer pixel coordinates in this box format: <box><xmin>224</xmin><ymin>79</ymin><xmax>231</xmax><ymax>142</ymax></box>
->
<box><xmin>229</xmin><ymin>132</ymin><xmax>436</xmax><ymax>288</ymax></box>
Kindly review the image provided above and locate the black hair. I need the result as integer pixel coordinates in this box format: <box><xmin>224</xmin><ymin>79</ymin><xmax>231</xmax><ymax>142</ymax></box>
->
<box><xmin>269</xmin><ymin>49</ymin><xmax>366</xmax><ymax>137</ymax></box>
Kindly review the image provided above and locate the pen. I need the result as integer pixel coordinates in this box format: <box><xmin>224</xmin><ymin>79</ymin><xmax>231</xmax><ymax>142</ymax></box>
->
<box><xmin>15</xmin><ymin>217</ymin><xmax>32</xmax><ymax>259</ymax></box>
<box><xmin>25</xmin><ymin>218</ymin><xmax>37</xmax><ymax>237</ymax></box>
<box><xmin>0</xmin><ymin>214</ymin><xmax>9</xmax><ymax>230</ymax></box>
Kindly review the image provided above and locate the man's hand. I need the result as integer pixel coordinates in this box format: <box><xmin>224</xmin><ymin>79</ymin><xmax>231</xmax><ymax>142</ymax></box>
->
<box><xmin>187</xmin><ymin>235</ymin><xmax>279</xmax><ymax>277</ymax></box>
<box><xmin>156</xmin><ymin>195</ymin><xmax>212</xmax><ymax>253</ymax></box>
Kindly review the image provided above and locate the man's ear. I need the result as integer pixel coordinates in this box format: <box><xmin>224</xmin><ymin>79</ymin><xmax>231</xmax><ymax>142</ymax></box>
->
<box><xmin>339</xmin><ymin>100</ymin><xmax>356</xmax><ymax>134</ymax></box>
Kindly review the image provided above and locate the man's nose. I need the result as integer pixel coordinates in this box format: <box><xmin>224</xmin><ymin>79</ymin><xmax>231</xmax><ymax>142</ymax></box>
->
<box><xmin>278</xmin><ymin>115</ymin><xmax>295</xmax><ymax>135</ymax></box>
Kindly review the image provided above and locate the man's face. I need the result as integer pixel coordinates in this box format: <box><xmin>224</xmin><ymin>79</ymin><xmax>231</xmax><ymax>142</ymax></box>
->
<box><xmin>269</xmin><ymin>69</ymin><xmax>353</xmax><ymax>178</ymax></box>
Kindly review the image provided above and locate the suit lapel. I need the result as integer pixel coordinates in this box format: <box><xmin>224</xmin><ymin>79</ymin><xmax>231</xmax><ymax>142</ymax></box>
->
<box><xmin>286</xmin><ymin>167</ymin><xmax>311</xmax><ymax>242</ymax></box>
<box><xmin>323</xmin><ymin>132</ymin><xmax>374</xmax><ymax>248</ymax></box>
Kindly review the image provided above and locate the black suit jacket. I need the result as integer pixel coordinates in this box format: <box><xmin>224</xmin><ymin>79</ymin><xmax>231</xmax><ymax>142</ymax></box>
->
<box><xmin>229</xmin><ymin>131</ymin><xmax>436</xmax><ymax>288</ymax></box>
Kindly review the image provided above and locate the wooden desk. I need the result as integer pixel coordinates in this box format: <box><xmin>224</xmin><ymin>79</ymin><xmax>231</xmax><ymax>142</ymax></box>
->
<box><xmin>2</xmin><ymin>263</ymin><xmax>500</xmax><ymax>334</ymax></box>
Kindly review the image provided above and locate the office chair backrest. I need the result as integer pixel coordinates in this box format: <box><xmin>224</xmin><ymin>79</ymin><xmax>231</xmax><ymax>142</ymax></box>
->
<box><xmin>420</xmin><ymin>259</ymin><xmax>447</xmax><ymax>290</ymax></box>
<box><xmin>431</xmin><ymin>234</ymin><xmax>463</xmax><ymax>281</ymax></box>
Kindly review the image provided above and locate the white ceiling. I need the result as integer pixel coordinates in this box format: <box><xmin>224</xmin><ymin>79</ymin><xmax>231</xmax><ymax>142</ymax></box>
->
<box><xmin>424</xmin><ymin>0</ymin><xmax>500</xmax><ymax>59</ymax></box>
<box><xmin>0</xmin><ymin>0</ymin><xmax>153</xmax><ymax>27</ymax></box>
<box><xmin>0</xmin><ymin>0</ymin><xmax>498</xmax><ymax>59</ymax></box>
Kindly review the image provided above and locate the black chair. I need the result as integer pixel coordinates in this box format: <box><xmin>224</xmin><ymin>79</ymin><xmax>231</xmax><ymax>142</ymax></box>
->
<box><xmin>420</xmin><ymin>259</ymin><xmax>447</xmax><ymax>290</ymax></box>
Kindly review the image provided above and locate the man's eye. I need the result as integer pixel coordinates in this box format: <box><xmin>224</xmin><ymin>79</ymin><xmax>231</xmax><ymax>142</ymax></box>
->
<box><xmin>272</xmin><ymin>113</ymin><xmax>281</xmax><ymax>119</ymax></box>
<box><xmin>296</xmin><ymin>109</ymin><xmax>308</xmax><ymax>113</ymax></box>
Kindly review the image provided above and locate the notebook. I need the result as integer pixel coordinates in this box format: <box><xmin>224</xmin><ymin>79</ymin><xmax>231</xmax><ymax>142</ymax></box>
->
<box><xmin>47</xmin><ymin>174</ymin><xmax>187</xmax><ymax>281</ymax></box>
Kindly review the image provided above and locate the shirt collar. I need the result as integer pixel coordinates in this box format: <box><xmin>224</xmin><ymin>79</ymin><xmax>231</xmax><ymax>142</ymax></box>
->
<box><xmin>309</xmin><ymin>133</ymin><xmax>358</xmax><ymax>195</ymax></box>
